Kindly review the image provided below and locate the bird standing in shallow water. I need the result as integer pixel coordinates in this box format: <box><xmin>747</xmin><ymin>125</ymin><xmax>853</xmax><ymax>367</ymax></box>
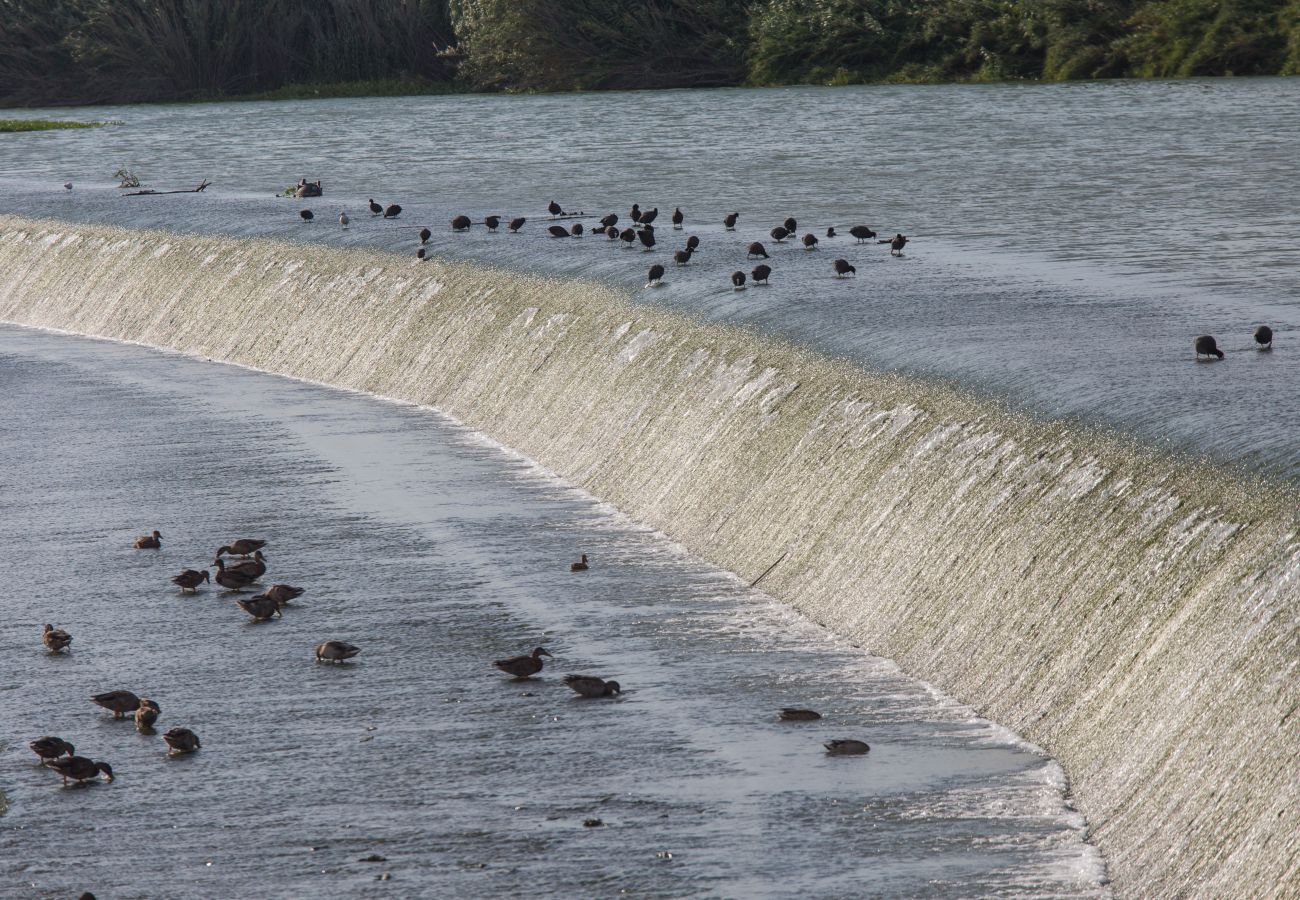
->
<box><xmin>747</xmin><ymin>242</ymin><xmax>768</xmax><ymax>259</ymax></box>
<box><xmin>163</xmin><ymin>728</ymin><xmax>201</xmax><ymax>754</ymax></box>
<box><xmin>640</xmin><ymin>207</ymin><xmax>659</xmax><ymax>225</ymax></box>
<box><xmin>833</xmin><ymin>259</ymin><xmax>856</xmax><ymax>278</ymax></box>
<box><xmin>508</xmin><ymin>217</ymin><xmax>526</xmax><ymax>233</ymax></box>
<box><xmin>850</xmin><ymin>225</ymin><xmax>876</xmax><ymax>243</ymax></box>
<box><xmin>213</xmin><ymin>558</ymin><xmax>258</xmax><ymax>591</ymax></box>
<box><xmin>236</xmin><ymin>593</ymin><xmax>280</xmax><ymax>620</ymax></box>
<box><xmin>494</xmin><ymin>647</ymin><xmax>553</xmax><ymax>679</ymax></box>
<box><xmin>134</xmin><ymin>529</ymin><xmax>162</xmax><ymax>549</ymax></box>
<box><xmin>1194</xmin><ymin>335</ymin><xmax>1224</xmax><ymax>359</ymax></box>
<box><xmin>889</xmin><ymin>234</ymin><xmax>908</xmax><ymax>255</ymax></box>
<box><xmin>417</xmin><ymin>248</ymin><xmax>426</xmax><ymax>260</ymax></box>
<box><xmin>30</xmin><ymin>736</ymin><xmax>75</xmax><ymax>765</ymax></box>
<box><xmin>315</xmin><ymin>640</ymin><xmax>360</xmax><ymax>663</ymax></box>
<box><xmin>339</xmin><ymin>212</ymin><xmax>349</xmax><ymax>228</ymax></box>
<box><xmin>638</xmin><ymin>228</ymin><xmax>655</xmax><ymax>250</ymax></box>
<box><xmin>91</xmin><ymin>690</ymin><xmax>141</xmax><ymax>719</ymax></box>
<box><xmin>172</xmin><ymin>569</ymin><xmax>209</xmax><ymax>592</ymax></box>
<box><xmin>751</xmin><ymin>264</ymin><xmax>771</xmax><ymax>284</ymax></box>
<box><xmin>383</xmin><ymin>204</ymin><xmax>402</xmax><ymax>219</ymax></box>
<box><xmin>630</xmin><ymin>203</ymin><xmax>642</xmax><ymax>223</ymax></box>
<box><xmin>671</xmin><ymin>207</ymin><xmax>683</xmax><ymax>229</ymax></box>
<box><xmin>549</xmin><ymin>225</ymin><xmax>570</xmax><ymax>238</ymax></box>
<box><xmin>770</xmin><ymin>226</ymin><xmax>789</xmax><ymax>242</ymax></box>
<box><xmin>826</xmin><ymin>227</ymin><xmax>836</xmax><ymax>238</ymax></box>
<box><xmin>1254</xmin><ymin>325</ymin><xmax>1273</xmax><ymax>349</ymax></box>
<box><xmin>420</xmin><ymin>227</ymin><xmax>432</xmax><ymax>243</ymax></box>
<box><xmin>135</xmin><ymin>699</ymin><xmax>160</xmax><ymax>732</ymax></box>
<box><xmin>601</xmin><ymin>213</ymin><xmax>619</xmax><ymax>229</ymax></box>
<box><xmin>48</xmin><ymin>756</ymin><xmax>114</xmax><ymax>785</ymax></box>
<box><xmin>724</xmin><ymin>212</ymin><xmax>739</xmax><ymax>230</ymax></box>
<box><xmin>731</xmin><ymin>271</ymin><xmax>747</xmax><ymax>289</ymax></box>
<box><xmin>450</xmin><ymin>216</ymin><xmax>471</xmax><ymax>232</ymax></box>
<box><xmin>548</xmin><ymin>200</ymin><xmax>563</xmax><ymax>216</ymax></box>
<box><xmin>217</xmin><ymin>539</ymin><xmax>265</xmax><ymax>558</ymax></box>
<box><xmin>685</xmin><ymin>235</ymin><xmax>700</xmax><ymax>252</ymax></box>
<box><xmin>784</xmin><ymin>217</ymin><xmax>797</xmax><ymax>233</ymax></box>
<box><xmin>484</xmin><ymin>215</ymin><xmax>500</xmax><ymax>232</ymax></box>
<box><xmin>802</xmin><ymin>233</ymin><xmax>819</xmax><ymax>250</ymax></box>
<box><xmin>564</xmin><ymin>674</ymin><xmax>621</xmax><ymax>698</ymax></box>
<box><xmin>571</xmin><ymin>222</ymin><xmax>584</xmax><ymax>237</ymax></box>
<box><xmin>368</xmin><ymin>199</ymin><xmax>383</xmax><ymax>216</ymax></box>
<box><xmin>647</xmin><ymin>264</ymin><xmax>665</xmax><ymax>286</ymax></box>
<box><xmin>43</xmin><ymin>624</ymin><xmax>72</xmax><ymax>652</ymax></box>
<box><xmin>674</xmin><ymin>248</ymin><xmax>693</xmax><ymax>266</ymax></box>
<box><xmin>620</xmin><ymin>228</ymin><xmax>637</xmax><ymax>247</ymax></box>
<box><xmin>299</xmin><ymin>210</ymin><xmax>313</xmax><ymax>222</ymax></box>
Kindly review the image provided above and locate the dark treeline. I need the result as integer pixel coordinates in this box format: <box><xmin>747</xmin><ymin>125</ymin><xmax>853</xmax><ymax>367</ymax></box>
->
<box><xmin>2</xmin><ymin>0</ymin><xmax>1297</xmax><ymax>106</ymax></box>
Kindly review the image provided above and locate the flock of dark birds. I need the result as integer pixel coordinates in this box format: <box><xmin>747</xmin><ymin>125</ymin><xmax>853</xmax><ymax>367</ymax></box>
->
<box><xmin>298</xmin><ymin>196</ymin><xmax>909</xmax><ymax>287</ymax></box>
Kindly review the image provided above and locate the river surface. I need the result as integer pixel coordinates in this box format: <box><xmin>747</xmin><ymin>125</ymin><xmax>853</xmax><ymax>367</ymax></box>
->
<box><xmin>1</xmin><ymin>78</ymin><xmax>1298</xmax><ymax>477</ymax></box>
<box><xmin>0</xmin><ymin>326</ymin><xmax>1105</xmax><ymax>898</ymax></box>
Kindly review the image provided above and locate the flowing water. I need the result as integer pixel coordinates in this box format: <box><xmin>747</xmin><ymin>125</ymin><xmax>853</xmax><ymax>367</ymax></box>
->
<box><xmin>0</xmin><ymin>326</ymin><xmax>1105</xmax><ymax>898</ymax></box>
<box><xmin>0</xmin><ymin>79</ymin><xmax>1297</xmax><ymax>898</ymax></box>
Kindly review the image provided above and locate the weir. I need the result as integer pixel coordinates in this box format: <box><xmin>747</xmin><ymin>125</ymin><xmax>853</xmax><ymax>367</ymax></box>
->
<box><xmin>1</xmin><ymin>215</ymin><xmax>1296</xmax><ymax>897</ymax></box>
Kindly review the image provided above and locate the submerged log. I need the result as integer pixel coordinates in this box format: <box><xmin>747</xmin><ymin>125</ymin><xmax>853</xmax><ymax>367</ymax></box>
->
<box><xmin>124</xmin><ymin>179</ymin><xmax>211</xmax><ymax>196</ymax></box>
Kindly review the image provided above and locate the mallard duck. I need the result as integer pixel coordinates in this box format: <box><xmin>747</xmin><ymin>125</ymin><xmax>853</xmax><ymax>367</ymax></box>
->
<box><xmin>91</xmin><ymin>690</ymin><xmax>141</xmax><ymax>719</ymax></box>
<box><xmin>685</xmin><ymin>235</ymin><xmax>700</xmax><ymax>252</ymax></box>
<box><xmin>383</xmin><ymin>203</ymin><xmax>402</xmax><ymax>219</ymax></box>
<box><xmin>564</xmin><ymin>674</ymin><xmax>621</xmax><ymax>698</ymax></box>
<box><xmin>784</xmin><ymin>217</ymin><xmax>798</xmax><ymax>233</ymax></box>
<box><xmin>570</xmin><ymin>554</ymin><xmax>589</xmax><ymax>572</ymax></box>
<box><xmin>833</xmin><ymin>259</ymin><xmax>856</xmax><ymax>278</ymax></box>
<box><xmin>216</xmin><ymin>538</ymin><xmax>266</xmax><ymax>558</ymax></box>
<box><xmin>824</xmin><ymin>739</ymin><xmax>870</xmax><ymax>755</ymax></box>
<box><xmin>770</xmin><ymin>226</ymin><xmax>789</xmax><ymax>242</ymax></box>
<box><xmin>135</xmin><ymin>698</ymin><xmax>160</xmax><ymax>732</ymax></box>
<box><xmin>163</xmin><ymin>727</ymin><xmax>201</xmax><ymax>754</ymax></box>
<box><xmin>746</xmin><ymin>242</ymin><xmax>768</xmax><ymax>259</ymax></box>
<box><xmin>484</xmin><ymin>215</ymin><xmax>501</xmax><ymax>232</ymax></box>
<box><xmin>494</xmin><ymin>647</ymin><xmax>553</xmax><ymax>679</ymax></box>
<box><xmin>133</xmin><ymin>529</ymin><xmax>162</xmax><ymax>549</ymax></box>
<box><xmin>802</xmin><ymin>233</ymin><xmax>819</xmax><ymax>250</ymax></box>
<box><xmin>48</xmin><ymin>755</ymin><xmax>114</xmax><ymax>785</ymax></box>
<box><xmin>213</xmin><ymin>558</ymin><xmax>258</xmax><ymax>591</ymax></box>
<box><xmin>548</xmin><ymin>225</ymin><xmax>570</xmax><ymax>238</ymax></box>
<box><xmin>236</xmin><ymin>593</ymin><xmax>281</xmax><ymax>620</ymax></box>
<box><xmin>315</xmin><ymin>640</ymin><xmax>360</xmax><ymax>663</ymax></box>
<box><xmin>780</xmin><ymin>708</ymin><xmax>822</xmax><ymax>721</ymax></box>
<box><xmin>731</xmin><ymin>271</ymin><xmax>747</xmax><ymax>289</ymax></box>
<box><xmin>30</xmin><ymin>736</ymin><xmax>75</xmax><ymax>764</ymax></box>
<box><xmin>723</xmin><ymin>212</ymin><xmax>739</xmax><ymax>230</ymax></box>
<box><xmin>43</xmin><ymin>623</ymin><xmax>72</xmax><ymax>652</ymax></box>
<box><xmin>849</xmin><ymin>225</ymin><xmax>876</xmax><ymax>243</ymax></box>
<box><xmin>225</xmin><ymin>550</ymin><xmax>267</xmax><ymax>580</ymax></box>
<box><xmin>171</xmin><ymin>569</ymin><xmax>210</xmax><ymax>592</ymax></box>
<box><xmin>256</xmin><ymin>583</ymin><xmax>305</xmax><ymax>608</ymax></box>
<box><xmin>1194</xmin><ymin>335</ymin><xmax>1224</xmax><ymax>360</ymax></box>
<box><xmin>752</xmin><ymin>264</ymin><xmax>772</xmax><ymax>285</ymax></box>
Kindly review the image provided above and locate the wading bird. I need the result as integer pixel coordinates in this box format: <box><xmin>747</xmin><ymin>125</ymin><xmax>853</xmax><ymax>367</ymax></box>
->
<box><xmin>494</xmin><ymin>647</ymin><xmax>553</xmax><ymax>679</ymax></box>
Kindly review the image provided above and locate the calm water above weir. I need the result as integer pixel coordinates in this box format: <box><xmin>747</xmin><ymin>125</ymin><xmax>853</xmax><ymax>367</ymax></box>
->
<box><xmin>0</xmin><ymin>326</ymin><xmax>1106</xmax><ymax>897</ymax></box>
<box><xmin>1</xmin><ymin>79</ymin><xmax>1298</xmax><ymax>477</ymax></box>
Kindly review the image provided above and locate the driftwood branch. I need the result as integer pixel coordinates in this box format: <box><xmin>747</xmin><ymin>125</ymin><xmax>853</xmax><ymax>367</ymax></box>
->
<box><xmin>124</xmin><ymin>179</ymin><xmax>211</xmax><ymax>196</ymax></box>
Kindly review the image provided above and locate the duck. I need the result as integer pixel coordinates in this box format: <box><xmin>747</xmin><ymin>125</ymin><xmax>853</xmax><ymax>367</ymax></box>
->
<box><xmin>833</xmin><ymin>258</ymin><xmax>856</xmax><ymax>278</ymax></box>
<box><xmin>723</xmin><ymin>212</ymin><xmax>739</xmax><ymax>230</ymax></box>
<box><xmin>171</xmin><ymin>569</ymin><xmax>210</xmax><ymax>592</ymax></box>
<box><xmin>647</xmin><ymin>264</ymin><xmax>665</xmax><ymax>287</ymax></box>
<box><xmin>570</xmin><ymin>554</ymin><xmax>589</xmax><ymax>572</ymax></box>
<box><xmin>671</xmin><ymin>207</ymin><xmax>683</xmax><ymax>229</ymax></box>
<box><xmin>630</xmin><ymin>203</ymin><xmax>642</xmax><ymax>223</ymax></box>
<box><xmin>802</xmin><ymin>233</ymin><xmax>819</xmax><ymax>250</ymax></box>
<box><xmin>826</xmin><ymin>226</ymin><xmax>837</xmax><ymax>238</ymax></box>
<box><xmin>889</xmin><ymin>234</ymin><xmax>908</xmax><ymax>255</ymax></box>
<box><xmin>731</xmin><ymin>271</ymin><xmax>747</xmax><ymax>289</ymax></box>
<box><xmin>494</xmin><ymin>646</ymin><xmax>553</xmax><ymax>678</ymax></box>
<box><xmin>315</xmin><ymin>640</ymin><xmax>360</xmax><ymax>663</ymax></box>
<box><xmin>508</xmin><ymin>217</ymin><xmax>526</xmax><ymax>233</ymax></box>
<box><xmin>299</xmin><ymin>209</ymin><xmax>314</xmax><ymax>222</ymax></box>
<box><xmin>64</xmin><ymin>181</ymin><xmax>73</xmax><ymax>191</ymax></box>
<box><xmin>564</xmin><ymin>674</ymin><xmax>621</xmax><ymax>698</ymax></box>
<box><xmin>673</xmin><ymin>248</ymin><xmax>693</xmax><ymax>266</ymax></box>
<box><xmin>368</xmin><ymin>199</ymin><xmax>383</xmax><ymax>216</ymax></box>
<box><xmin>746</xmin><ymin>242</ymin><xmax>768</xmax><ymax>259</ymax></box>
<box><xmin>1194</xmin><ymin>335</ymin><xmax>1224</xmax><ymax>359</ymax></box>
<box><xmin>770</xmin><ymin>226</ymin><xmax>789</xmax><ymax>242</ymax></box>
<box><xmin>600</xmin><ymin>213</ymin><xmax>619</xmax><ymax>229</ymax></box>
<box><xmin>638</xmin><ymin>228</ymin><xmax>656</xmax><ymax>250</ymax></box>
<box><xmin>449</xmin><ymin>216</ymin><xmax>470</xmax><ymax>233</ymax></box>
<box><xmin>783</xmin><ymin>217</ymin><xmax>797</xmax><ymax>232</ymax></box>
<box><xmin>255</xmin><ymin>583</ymin><xmax>305</xmax><ymax>608</ymax></box>
<box><xmin>620</xmin><ymin>227</ymin><xmax>637</xmax><ymax>246</ymax></box>
<box><xmin>225</xmin><ymin>550</ymin><xmax>267</xmax><ymax>581</ymax></box>
<box><xmin>571</xmin><ymin>222</ymin><xmax>584</xmax><ymax>237</ymax></box>
<box><xmin>133</xmin><ymin>529</ymin><xmax>162</xmax><ymax>549</ymax></box>
<box><xmin>850</xmin><ymin>225</ymin><xmax>876</xmax><ymax>243</ymax></box>
<box><xmin>483</xmin><ymin>215</ymin><xmax>501</xmax><ymax>232</ymax></box>
<box><xmin>135</xmin><ymin>698</ymin><xmax>160</xmax><ymax>732</ymax></box>
<box><xmin>548</xmin><ymin>200</ymin><xmax>563</xmax><ymax>216</ymax></box>
<box><xmin>163</xmin><ymin>727</ymin><xmax>201</xmax><ymax>754</ymax></box>
<box><xmin>685</xmin><ymin>235</ymin><xmax>700</xmax><ymax>252</ymax></box>
<box><xmin>751</xmin><ymin>264</ymin><xmax>771</xmax><ymax>284</ymax></box>
<box><xmin>779</xmin><ymin>708</ymin><xmax>821</xmax><ymax>721</ymax></box>
<box><xmin>216</xmin><ymin>539</ymin><xmax>266</xmax><ymax>558</ymax></box>
<box><xmin>48</xmin><ymin>756</ymin><xmax>114</xmax><ymax>785</ymax></box>
<box><xmin>43</xmin><ymin>623</ymin><xmax>72</xmax><ymax>652</ymax></box>
<box><xmin>825</xmin><ymin>739</ymin><xmax>870</xmax><ymax>755</ymax></box>
<box><xmin>640</xmin><ymin>207</ymin><xmax>659</xmax><ymax>225</ymax></box>
<box><xmin>606</xmin><ymin>226</ymin><xmax>622</xmax><ymax>241</ymax></box>
<box><xmin>30</xmin><ymin>736</ymin><xmax>75</xmax><ymax>765</ymax></box>
<box><xmin>91</xmin><ymin>690</ymin><xmax>141</xmax><ymax>719</ymax></box>
<box><xmin>383</xmin><ymin>204</ymin><xmax>402</xmax><ymax>219</ymax></box>
<box><xmin>548</xmin><ymin>225</ymin><xmax>570</xmax><ymax>238</ymax></box>
<box><xmin>1254</xmin><ymin>325</ymin><xmax>1273</xmax><ymax>349</ymax></box>
<box><xmin>338</xmin><ymin>212</ymin><xmax>349</xmax><ymax>228</ymax></box>
<box><xmin>420</xmin><ymin>226</ymin><xmax>434</xmax><ymax>242</ymax></box>
<box><xmin>236</xmin><ymin>593</ymin><xmax>281</xmax><ymax>620</ymax></box>
<box><xmin>417</xmin><ymin>248</ymin><xmax>426</xmax><ymax>260</ymax></box>
<box><xmin>213</xmin><ymin>558</ymin><xmax>258</xmax><ymax>591</ymax></box>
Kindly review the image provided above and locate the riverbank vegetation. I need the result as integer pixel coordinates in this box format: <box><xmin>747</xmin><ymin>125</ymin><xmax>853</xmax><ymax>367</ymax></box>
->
<box><xmin>0</xmin><ymin>118</ymin><xmax>114</xmax><ymax>131</ymax></box>
<box><xmin>2</xmin><ymin>0</ymin><xmax>1296</xmax><ymax>106</ymax></box>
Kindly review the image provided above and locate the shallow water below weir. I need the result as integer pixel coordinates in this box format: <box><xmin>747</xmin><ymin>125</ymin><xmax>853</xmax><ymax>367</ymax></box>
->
<box><xmin>0</xmin><ymin>326</ymin><xmax>1107</xmax><ymax>899</ymax></box>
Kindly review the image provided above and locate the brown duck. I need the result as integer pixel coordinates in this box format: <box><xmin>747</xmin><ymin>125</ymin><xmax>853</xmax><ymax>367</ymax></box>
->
<box><xmin>30</xmin><ymin>736</ymin><xmax>75</xmax><ymax>765</ymax></box>
<box><xmin>133</xmin><ymin>530</ymin><xmax>162</xmax><ymax>549</ymax></box>
<box><xmin>43</xmin><ymin>623</ymin><xmax>72</xmax><ymax>652</ymax></box>
<box><xmin>255</xmin><ymin>584</ymin><xmax>305</xmax><ymax>608</ymax></box>
<box><xmin>216</xmin><ymin>539</ymin><xmax>266</xmax><ymax>558</ymax></box>
<box><xmin>564</xmin><ymin>674</ymin><xmax>621</xmax><ymax>698</ymax></box>
<box><xmin>780</xmin><ymin>708</ymin><xmax>822</xmax><ymax>721</ymax></box>
<box><xmin>225</xmin><ymin>550</ymin><xmax>267</xmax><ymax>581</ymax></box>
<box><xmin>163</xmin><ymin>727</ymin><xmax>201</xmax><ymax>754</ymax></box>
<box><xmin>91</xmin><ymin>690</ymin><xmax>141</xmax><ymax>719</ymax></box>
<box><xmin>135</xmin><ymin>698</ymin><xmax>161</xmax><ymax>732</ymax></box>
<box><xmin>570</xmin><ymin>554</ymin><xmax>589</xmax><ymax>572</ymax></box>
<box><xmin>171</xmin><ymin>569</ymin><xmax>210</xmax><ymax>592</ymax></box>
<box><xmin>213</xmin><ymin>558</ymin><xmax>258</xmax><ymax>591</ymax></box>
<box><xmin>825</xmin><ymin>739</ymin><xmax>870</xmax><ymax>755</ymax></box>
<box><xmin>315</xmin><ymin>640</ymin><xmax>360</xmax><ymax>663</ymax></box>
<box><xmin>494</xmin><ymin>647</ymin><xmax>553</xmax><ymax>679</ymax></box>
<box><xmin>236</xmin><ymin>593</ymin><xmax>281</xmax><ymax>620</ymax></box>
<box><xmin>48</xmin><ymin>756</ymin><xmax>114</xmax><ymax>785</ymax></box>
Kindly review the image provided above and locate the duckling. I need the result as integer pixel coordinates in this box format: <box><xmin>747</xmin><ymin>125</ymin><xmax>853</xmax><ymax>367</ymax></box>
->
<box><xmin>494</xmin><ymin>646</ymin><xmax>553</xmax><ymax>679</ymax></box>
<box><xmin>833</xmin><ymin>258</ymin><xmax>856</xmax><ymax>278</ymax></box>
<box><xmin>216</xmin><ymin>539</ymin><xmax>265</xmax><ymax>558</ymax></box>
<box><xmin>48</xmin><ymin>756</ymin><xmax>114</xmax><ymax>785</ymax></box>
<box><xmin>43</xmin><ymin>623</ymin><xmax>72</xmax><ymax>653</ymax></box>
<box><xmin>315</xmin><ymin>640</ymin><xmax>360</xmax><ymax>663</ymax></box>
<box><xmin>225</xmin><ymin>550</ymin><xmax>267</xmax><ymax>581</ymax></box>
<box><xmin>133</xmin><ymin>529</ymin><xmax>162</xmax><ymax>549</ymax></box>
<box><xmin>255</xmin><ymin>583</ymin><xmax>305</xmax><ymax>608</ymax></box>
<box><xmin>30</xmin><ymin>736</ymin><xmax>75</xmax><ymax>765</ymax></box>
<box><xmin>91</xmin><ymin>690</ymin><xmax>141</xmax><ymax>719</ymax></box>
<box><xmin>570</xmin><ymin>554</ymin><xmax>589</xmax><ymax>572</ymax></box>
<box><xmin>135</xmin><ymin>698</ymin><xmax>160</xmax><ymax>732</ymax></box>
<box><xmin>213</xmin><ymin>558</ymin><xmax>258</xmax><ymax>591</ymax></box>
<box><xmin>171</xmin><ymin>569</ymin><xmax>210</xmax><ymax>592</ymax></box>
<box><xmin>779</xmin><ymin>708</ymin><xmax>822</xmax><ymax>721</ymax></box>
<box><xmin>236</xmin><ymin>593</ymin><xmax>281</xmax><ymax>620</ymax></box>
<box><xmin>826</xmin><ymin>226</ymin><xmax>836</xmax><ymax>238</ymax></box>
<box><xmin>163</xmin><ymin>727</ymin><xmax>201</xmax><ymax>754</ymax></box>
<box><xmin>825</xmin><ymin>739</ymin><xmax>870</xmax><ymax>755</ymax></box>
<box><xmin>564</xmin><ymin>674</ymin><xmax>621</xmax><ymax>698</ymax></box>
